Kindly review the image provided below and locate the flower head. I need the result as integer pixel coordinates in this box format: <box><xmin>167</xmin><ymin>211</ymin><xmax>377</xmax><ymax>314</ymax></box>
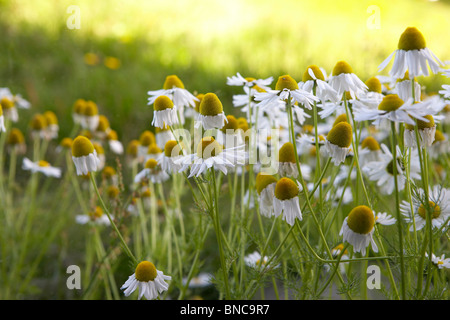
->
<box><xmin>273</xmin><ymin>177</ymin><xmax>302</xmax><ymax>225</ymax></box>
<box><xmin>71</xmin><ymin>136</ymin><xmax>101</xmax><ymax>176</ymax></box>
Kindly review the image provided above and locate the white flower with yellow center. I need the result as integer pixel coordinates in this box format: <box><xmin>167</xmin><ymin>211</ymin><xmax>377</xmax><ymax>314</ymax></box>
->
<box><xmin>156</xmin><ymin>125</ymin><xmax>175</xmax><ymax>150</ymax></box>
<box><xmin>80</xmin><ymin>100</ymin><xmax>100</xmax><ymax>131</ymax></box>
<box><xmin>358</xmin><ymin>136</ymin><xmax>382</xmax><ymax>166</ymax></box>
<box><xmin>106</xmin><ymin>130</ymin><xmax>124</xmax><ymax>155</ymax></box>
<box><xmin>71</xmin><ymin>136</ymin><xmax>101</xmax><ymax>176</ymax></box>
<box><xmin>378</xmin><ymin>27</ymin><xmax>444</xmax><ymax>79</ymax></box>
<box><xmin>151</xmin><ymin>95</ymin><xmax>179</xmax><ymax>129</ymax></box>
<box><xmin>340</xmin><ymin>205</ymin><xmax>378</xmax><ymax>256</ymax></box>
<box><xmin>244</xmin><ymin>251</ymin><xmax>278</xmax><ymax>270</ymax></box>
<box><xmin>404</xmin><ymin>115</ymin><xmax>436</xmax><ymax>149</ymax></box>
<box><xmin>43</xmin><ymin>111</ymin><xmax>59</xmax><ymax>140</ymax></box>
<box><xmin>301</xmin><ymin>65</ymin><xmax>340</xmax><ymax>103</ymax></box>
<box><xmin>145</xmin><ymin>143</ymin><xmax>163</xmax><ymax>162</ymax></box>
<box><xmin>29</xmin><ymin>114</ymin><xmax>50</xmax><ymax>140</ymax></box>
<box><xmin>176</xmin><ymin>136</ymin><xmax>246</xmax><ymax>177</ymax></box>
<box><xmin>121</xmin><ymin>261</ymin><xmax>171</xmax><ymax>300</ymax></box>
<box><xmin>134</xmin><ymin>158</ymin><xmax>169</xmax><ymax>184</ymax></box>
<box><xmin>375</xmin><ymin>212</ymin><xmax>396</xmax><ymax>225</ymax></box>
<box><xmin>22</xmin><ymin>158</ymin><xmax>61</xmax><ymax>178</ymax></box>
<box><xmin>255</xmin><ymin>172</ymin><xmax>277</xmax><ymax>218</ymax></box>
<box><xmin>196</xmin><ymin>92</ymin><xmax>228</xmax><ymax>130</ymax></box>
<box><xmin>216</xmin><ymin>115</ymin><xmax>245</xmax><ymax>148</ymax></box>
<box><xmin>353</xmin><ymin>94</ymin><xmax>434</xmax><ymax>126</ymax></box>
<box><xmin>327</xmin><ymin>60</ymin><xmax>368</xmax><ymax>100</ymax></box>
<box><xmin>277</xmin><ymin>142</ymin><xmax>299</xmax><ymax>178</ymax></box>
<box><xmin>0</xmin><ymin>87</ymin><xmax>30</xmax><ymax>109</ymax></box>
<box><xmin>400</xmin><ymin>186</ymin><xmax>450</xmax><ymax>231</ymax></box>
<box><xmin>324</xmin><ymin>121</ymin><xmax>353</xmax><ymax>165</ymax></box>
<box><xmin>0</xmin><ymin>104</ymin><xmax>5</xmax><ymax>132</ymax></box>
<box><xmin>137</xmin><ymin>130</ymin><xmax>156</xmax><ymax>159</ymax></box>
<box><xmin>254</xmin><ymin>74</ymin><xmax>319</xmax><ymax>115</ymax></box>
<box><xmin>76</xmin><ymin>206</ymin><xmax>111</xmax><ymax>226</ymax></box>
<box><xmin>392</xmin><ymin>71</ymin><xmax>422</xmax><ymax>102</ymax></box>
<box><xmin>72</xmin><ymin>99</ymin><xmax>87</xmax><ymax>125</ymax></box>
<box><xmin>273</xmin><ymin>177</ymin><xmax>302</xmax><ymax>226</ymax></box>
<box><xmin>227</xmin><ymin>72</ymin><xmax>273</xmax><ymax>89</ymax></box>
<box><xmin>148</xmin><ymin>75</ymin><xmax>198</xmax><ymax>124</ymax></box>
<box><xmin>160</xmin><ymin>139</ymin><xmax>185</xmax><ymax>174</ymax></box>
<box><xmin>425</xmin><ymin>253</ymin><xmax>450</xmax><ymax>270</ymax></box>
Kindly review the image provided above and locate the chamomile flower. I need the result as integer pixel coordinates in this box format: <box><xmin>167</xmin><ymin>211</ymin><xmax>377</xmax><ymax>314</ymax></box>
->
<box><xmin>151</xmin><ymin>95</ymin><xmax>179</xmax><ymax>129</ymax></box>
<box><xmin>428</xmin><ymin>129</ymin><xmax>448</xmax><ymax>159</ymax></box>
<box><xmin>76</xmin><ymin>206</ymin><xmax>111</xmax><ymax>226</ymax></box>
<box><xmin>393</xmin><ymin>71</ymin><xmax>422</xmax><ymax>102</ymax></box>
<box><xmin>353</xmin><ymin>94</ymin><xmax>432</xmax><ymax>126</ymax></box>
<box><xmin>6</xmin><ymin>128</ymin><xmax>26</xmax><ymax>155</ymax></box>
<box><xmin>176</xmin><ymin>136</ymin><xmax>246</xmax><ymax>177</ymax></box>
<box><xmin>273</xmin><ymin>177</ymin><xmax>302</xmax><ymax>226</ymax></box>
<box><xmin>216</xmin><ymin>115</ymin><xmax>245</xmax><ymax>148</ymax></box>
<box><xmin>94</xmin><ymin>115</ymin><xmax>111</xmax><ymax>140</ymax></box>
<box><xmin>227</xmin><ymin>72</ymin><xmax>273</xmax><ymax>90</ymax></box>
<box><xmin>340</xmin><ymin>205</ymin><xmax>378</xmax><ymax>256</ymax></box>
<box><xmin>155</xmin><ymin>125</ymin><xmax>175</xmax><ymax>150</ymax></box>
<box><xmin>301</xmin><ymin>65</ymin><xmax>340</xmax><ymax>103</ymax></box>
<box><xmin>255</xmin><ymin>172</ymin><xmax>277</xmax><ymax>218</ymax></box>
<box><xmin>72</xmin><ymin>99</ymin><xmax>87</xmax><ymax>125</ymax></box>
<box><xmin>358</xmin><ymin>136</ymin><xmax>383</xmax><ymax>166</ymax></box>
<box><xmin>22</xmin><ymin>158</ymin><xmax>61</xmax><ymax>178</ymax></box>
<box><xmin>71</xmin><ymin>136</ymin><xmax>101</xmax><ymax>176</ymax></box>
<box><xmin>134</xmin><ymin>158</ymin><xmax>169</xmax><ymax>184</ymax></box>
<box><xmin>327</xmin><ymin>61</ymin><xmax>368</xmax><ymax>100</ymax></box>
<box><xmin>196</xmin><ymin>92</ymin><xmax>227</xmax><ymax>130</ymax></box>
<box><xmin>160</xmin><ymin>140</ymin><xmax>185</xmax><ymax>173</ymax></box>
<box><xmin>244</xmin><ymin>251</ymin><xmax>276</xmax><ymax>270</ymax></box>
<box><xmin>137</xmin><ymin>130</ymin><xmax>156</xmax><ymax>159</ymax></box>
<box><xmin>324</xmin><ymin>121</ymin><xmax>353</xmax><ymax>165</ymax></box>
<box><xmin>375</xmin><ymin>212</ymin><xmax>397</xmax><ymax>225</ymax></box>
<box><xmin>378</xmin><ymin>27</ymin><xmax>444</xmax><ymax>79</ymax></box>
<box><xmin>80</xmin><ymin>100</ymin><xmax>100</xmax><ymax>131</ymax></box>
<box><xmin>145</xmin><ymin>143</ymin><xmax>163</xmax><ymax>161</ymax></box>
<box><xmin>147</xmin><ymin>74</ymin><xmax>198</xmax><ymax>124</ymax></box>
<box><xmin>29</xmin><ymin>113</ymin><xmax>50</xmax><ymax>140</ymax></box>
<box><xmin>0</xmin><ymin>104</ymin><xmax>5</xmax><ymax>132</ymax></box>
<box><xmin>0</xmin><ymin>87</ymin><xmax>30</xmax><ymax>109</ymax></box>
<box><xmin>0</xmin><ymin>92</ymin><xmax>19</xmax><ymax>122</ymax></box>
<box><xmin>43</xmin><ymin>111</ymin><xmax>59</xmax><ymax>140</ymax></box>
<box><xmin>254</xmin><ymin>74</ymin><xmax>319</xmax><ymax>113</ymax></box>
<box><xmin>121</xmin><ymin>261</ymin><xmax>171</xmax><ymax>300</ymax></box>
<box><xmin>400</xmin><ymin>186</ymin><xmax>450</xmax><ymax>231</ymax></box>
<box><xmin>277</xmin><ymin>142</ymin><xmax>298</xmax><ymax>178</ymax></box>
<box><xmin>425</xmin><ymin>253</ymin><xmax>450</xmax><ymax>269</ymax></box>
<box><xmin>404</xmin><ymin>115</ymin><xmax>436</xmax><ymax>149</ymax></box>
<box><xmin>106</xmin><ymin>130</ymin><xmax>124</xmax><ymax>155</ymax></box>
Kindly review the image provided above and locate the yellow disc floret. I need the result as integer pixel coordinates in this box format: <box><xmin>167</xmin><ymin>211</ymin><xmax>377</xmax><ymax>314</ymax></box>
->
<box><xmin>274</xmin><ymin>177</ymin><xmax>299</xmax><ymax>200</ymax></box>
<box><xmin>145</xmin><ymin>158</ymin><xmax>159</xmax><ymax>169</ymax></box>
<box><xmin>135</xmin><ymin>261</ymin><xmax>157</xmax><ymax>282</ymax></box>
<box><xmin>255</xmin><ymin>172</ymin><xmax>277</xmax><ymax>195</ymax></box>
<box><xmin>405</xmin><ymin>115</ymin><xmax>435</xmax><ymax>130</ymax></box>
<box><xmin>197</xmin><ymin>136</ymin><xmax>223</xmax><ymax>159</ymax></box>
<box><xmin>0</xmin><ymin>97</ymin><xmax>14</xmax><ymax>109</ymax></box>
<box><xmin>163</xmin><ymin>75</ymin><xmax>185</xmax><ymax>90</ymax></box>
<box><xmin>278</xmin><ymin>142</ymin><xmax>296</xmax><ymax>163</ymax></box>
<box><xmin>221</xmin><ymin>115</ymin><xmax>239</xmax><ymax>132</ymax></box>
<box><xmin>154</xmin><ymin>95</ymin><xmax>174</xmax><ymax>111</ymax></box>
<box><xmin>72</xmin><ymin>136</ymin><xmax>95</xmax><ymax>157</ymax></box>
<box><xmin>433</xmin><ymin>130</ymin><xmax>445</xmax><ymax>144</ymax></box>
<box><xmin>361</xmin><ymin>136</ymin><xmax>380</xmax><ymax>151</ymax></box>
<box><xmin>139</xmin><ymin>130</ymin><xmax>156</xmax><ymax>147</ymax></box>
<box><xmin>83</xmin><ymin>101</ymin><xmax>98</xmax><ymax>116</ymax></box>
<box><xmin>194</xmin><ymin>93</ymin><xmax>205</xmax><ymax>113</ymax></box>
<box><xmin>164</xmin><ymin>140</ymin><xmax>183</xmax><ymax>157</ymax></box>
<box><xmin>418</xmin><ymin>201</ymin><xmax>441</xmax><ymax>220</ymax></box>
<box><xmin>275</xmin><ymin>75</ymin><xmax>299</xmax><ymax>91</ymax></box>
<box><xmin>398</xmin><ymin>27</ymin><xmax>426</xmax><ymax>51</ymax></box>
<box><xmin>44</xmin><ymin>111</ymin><xmax>58</xmax><ymax>125</ymax></box>
<box><xmin>199</xmin><ymin>93</ymin><xmax>223</xmax><ymax>116</ymax></box>
<box><xmin>127</xmin><ymin>139</ymin><xmax>139</xmax><ymax>157</ymax></box>
<box><xmin>30</xmin><ymin>114</ymin><xmax>47</xmax><ymax>130</ymax></box>
<box><xmin>365</xmin><ymin>77</ymin><xmax>382</xmax><ymax>94</ymax></box>
<box><xmin>303</xmin><ymin>65</ymin><xmax>325</xmax><ymax>82</ymax></box>
<box><xmin>147</xmin><ymin>143</ymin><xmax>162</xmax><ymax>155</ymax></box>
<box><xmin>332</xmin><ymin>61</ymin><xmax>353</xmax><ymax>76</ymax></box>
<box><xmin>332</xmin><ymin>113</ymin><xmax>348</xmax><ymax>127</ymax></box>
<box><xmin>378</xmin><ymin>94</ymin><xmax>404</xmax><ymax>112</ymax></box>
<box><xmin>346</xmin><ymin>205</ymin><xmax>375</xmax><ymax>234</ymax></box>
<box><xmin>38</xmin><ymin>160</ymin><xmax>50</xmax><ymax>167</ymax></box>
<box><xmin>7</xmin><ymin>128</ymin><xmax>25</xmax><ymax>145</ymax></box>
<box><xmin>327</xmin><ymin>122</ymin><xmax>352</xmax><ymax>148</ymax></box>
<box><xmin>89</xmin><ymin>206</ymin><xmax>104</xmax><ymax>220</ymax></box>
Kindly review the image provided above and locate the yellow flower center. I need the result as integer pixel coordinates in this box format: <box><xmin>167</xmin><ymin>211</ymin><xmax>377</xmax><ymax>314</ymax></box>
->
<box><xmin>127</xmin><ymin>140</ymin><xmax>139</xmax><ymax>157</ymax></box>
<box><xmin>418</xmin><ymin>201</ymin><xmax>441</xmax><ymax>220</ymax></box>
<box><xmin>94</xmin><ymin>143</ymin><xmax>104</xmax><ymax>155</ymax></box>
<box><xmin>221</xmin><ymin>115</ymin><xmax>239</xmax><ymax>132</ymax></box>
<box><xmin>96</xmin><ymin>115</ymin><xmax>110</xmax><ymax>132</ymax></box>
<box><xmin>332</xmin><ymin>113</ymin><xmax>348</xmax><ymax>127</ymax></box>
<box><xmin>199</xmin><ymin>93</ymin><xmax>224</xmax><ymax>116</ymax></box>
<box><xmin>38</xmin><ymin>160</ymin><xmax>50</xmax><ymax>167</ymax></box>
<box><xmin>378</xmin><ymin>94</ymin><xmax>404</xmax><ymax>112</ymax></box>
<box><xmin>303</xmin><ymin>124</ymin><xmax>313</xmax><ymax>134</ymax></box>
<box><xmin>44</xmin><ymin>111</ymin><xmax>58</xmax><ymax>125</ymax></box>
<box><xmin>107</xmin><ymin>185</ymin><xmax>120</xmax><ymax>198</ymax></box>
<box><xmin>302</xmin><ymin>65</ymin><xmax>325</xmax><ymax>82</ymax></box>
<box><xmin>237</xmin><ymin>117</ymin><xmax>249</xmax><ymax>132</ymax></box>
<box><xmin>255</xmin><ymin>173</ymin><xmax>277</xmax><ymax>195</ymax></box>
<box><xmin>326</xmin><ymin>122</ymin><xmax>352</xmax><ymax>148</ymax></box>
<box><xmin>0</xmin><ymin>97</ymin><xmax>14</xmax><ymax>109</ymax></box>
<box><xmin>164</xmin><ymin>140</ymin><xmax>183</xmax><ymax>157</ymax></box>
<box><xmin>196</xmin><ymin>137</ymin><xmax>223</xmax><ymax>159</ymax></box>
<box><xmin>148</xmin><ymin>143</ymin><xmax>162</xmax><ymax>155</ymax></box>
<box><xmin>163</xmin><ymin>75</ymin><xmax>185</xmax><ymax>89</ymax></box>
<box><xmin>398</xmin><ymin>27</ymin><xmax>426</xmax><ymax>51</ymax></box>
<box><xmin>83</xmin><ymin>101</ymin><xmax>98</xmax><ymax>116</ymax></box>
<box><xmin>139</xmin><ymin>130</ymin><xmax>156</xmax><ymax>146</ymax></box>
<box><xmin>73</xmin><ymin>99</ymin><xmax>87</xmax><ymax>114</ymax></box>
<box><xmin>7</xmin><ymin>128</ymin><xmax>25</xmax><ymax>145</ymax></box>
<box><xmin>433</xmin><ymin>130</ymin><xmax>445</xmax><ymax>144</ymax></box>
<box><xmin>274</xmin><ymin>177</ymin><xmax>299</xmax><ymax>200</ymax></box>
<box><xmin>275</xmin><ymin>75</ymin><xmax>299</xmax><ymax>91</ymax></box>
<box><xmin>154</xmin><ymin>95</ymin><xmax>174</xmax><ymax>111</ymax></box>
<box><xmin>332</xmin><ymin>61</ymin><xmax>353</xmax><ymax>76</ymax></box>
<box><xmin>72</xmin><ymin>136</ymin><xmax>95</xmax><ymax>157</ymax></box>
<box><xmin>30</xmin><ymin>114</ymin><xmax>47</xmax><ymax>130</ymax></box>
<box><xmin>365</xmin><ymin>77</ymin><xmax>382</xmax><ymax>93</ymax></box>
<box><xmin>405</xmin><ymin>115</ymin><xmax>435</xmax><ymax>130</ymax></box>
<box><xmin>386</xmin><ymin>158</ymin><xmax>403</xmax><ymax>176</ymax></box>
<box><xmin>346</xmin><ymin>205</ymin><xmax>375</xmax><ymax>235</ymax></box>
<box><xmin>361</xmin><ymin>136</ymin><xmax>380</xmax><ymax>151</ymax></box>
<box><xmin>145</xmin><ymin>158</ymin><xmax>159</xmax><ymax>169</ymax></box>
<box><xmin>194</xmin><ymin>93</ymin><xmax>205</xmax><ymax>113</ymax></box>
<box><xmin>60</xmin><ymin>137</ymin><xmax>73</xmax><ymax>149</ymax></box>
<box><xmin>135</xmin><ymin>261</ymin><xmax>157</xmax><ymax>282</ymax></box>
<box><xmin>278</xmin><ymin>142</ymin><xmax>296</xmax><ymax>163</ymax></box>
<box><xmin>89</xmin><ymin>206</ymin><xmax>103</xmax><ymax>220</ymax></box>
<box><xmin>102</xmin><ymin>166</ymin><xmax>116</xmax><ymax>179</ymax></box>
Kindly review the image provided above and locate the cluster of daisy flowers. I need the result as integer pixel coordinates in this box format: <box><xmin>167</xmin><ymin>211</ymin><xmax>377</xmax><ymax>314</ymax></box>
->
<box><xmin>1</xmin><ymin>26</ymin><xmax>449</xmax><ymax>301</ymax></box>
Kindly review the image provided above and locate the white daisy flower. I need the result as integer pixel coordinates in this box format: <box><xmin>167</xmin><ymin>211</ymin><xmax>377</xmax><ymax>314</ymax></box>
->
<box><xmin>378</xmin><ymin>27</ymin><xmax>444</xmax><ymax>79</ymax></box>
<box><xmin>439</xmin><ymin>84</ymin><xmax>450</xmax><ymax>99</ymax></box>
<box><xmin>392</xmin><ymin>71</ymin><xmax>422</xmax><ymax>102</ymax></box>
<box><xmin>80</xmin><ymin>101</ymin><xmax>100</xmax><ymax>132</ymax></box>
<box><xmin>0</xmin><ymin>106</ymin><xmax>5</xmax><ymax>132</ymax></box>
<box><xmin>255</xmin><ymin>172</ymin><xmax>277</xmax><ymax>218</ymax></box>
<box><xmin>375</xmin><ymin>212</ymin><xmax>397</xmax><ymax>225</ymax></box>
<box><xmin>72</xmin><ymin>99</ymin><xmax>87</xmax><ymax>125</ymax></box>
<box><xmin>106</xmin><ymin>130</ymin><xmax>124</xmax><ymax>155</ymax></box>
<box><xmin>358</xmin><ymin>136</ymin><xmax>383</xmax><ymax>166</ymax></box>
<box><xmin>22</xmin><ymin>158</ymin><xmax>61</xmax><ymax>178</ymax></box>
<box><xmin>244</xmin><ymin>251</ymin><xmax>278</xmax><ymax>270</ymax></box>
<box><xmin>196</xmin><ymin>92</ymin><xmax>227</xmax><ymax>130</ymax></box>
<box><xmin>160</xmin><ymin>139</ymin><xmax>186</xmax><ymax>174</ymax></box>
<box><xmin>76</xmin><ymin>206</ymin><xmax>111</xmax><ymax>226</ymax></box>
<box><xmin>327</xmin><ymin>60</ymin><xmax>368</xmax><ymax>100</ymax></box>
<box><xmin>71</xmin><ymin>136</ymin><xmax>101</xmax><ymax>176</ymax></box>
<box><xmin>324</xmin><ymin>122</ymin><xmax>353</xmax><ymax>165</ymax></box>
<box><xmin>400</xmin><ymin>185</ymin><xmax>450</xmax><ymax>232</ymax></box>
<box><xmin>404</xmin><ymin>115</ymin><xmax>436</xmax><ymax>149</ymax></box>
<box><xmin>137</xmin><ymin>130</ymin><xmax>156</xmax><ymax>160</ymax></box>
<box><xmin>340</xmin><ymin>205</ymin><xmax>378</xmax><ymax>256</ymax></box>
<box><xmin>254</xmin><ymin>74</ymin><xmax>319</xmax><ymax>113</ymax></box>
<box><xmin>273</xmin><ymin>177</ymin><xmax>302</xmax><ymax>226</ymax></box>
<box><xmin>151</xmin><ymin>95</ymin><xmax>179</xmax><ymax>129</ymax></box>
<box><xmin>176</xmin><ymin>136</ymin><xmax>246</xmax><ymax>178</ymax></box>
<box><xmin>227</xmin><ymin>72</ymin><xmax>273</xmax><ymax>90</ymax></box>
<box><xmin>301</xmin><ymin>65</ymin><xmax>340</xmax><ymax>103</ymax></box>
<box><xmin>0</xmin><ymin>94</ymin><xmax>18</xmax><ymax>123</ymax></box>
<box><xmin>121</xmin><ymin>261</ymin><xmax>171</xmax><ymax>300</ymax></box>
<box><xmin>155</xmin><ymin>125</ymin><xmax>175</xmax><ymax>150</ymax></box>
<box><xmin>277</xmin><ymin>142</ymin><xmax>299</xmax><ymax>178</ymax></box>
<box><xmin>134</xmin><ymin>158</ymin><xmax>170</xmax><ymax>184</ymax></box>
<box><xmin>425</xmin><ymin>253</ymin><xmax>450</xmax><ymax>270</ymax></box>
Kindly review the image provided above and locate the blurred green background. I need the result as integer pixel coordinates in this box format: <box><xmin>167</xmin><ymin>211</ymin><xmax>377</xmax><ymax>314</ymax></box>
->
<box><xmin>1</xmin><ymin>0</ymin><xmax>449</xmax><ymax>142</ymax></box>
